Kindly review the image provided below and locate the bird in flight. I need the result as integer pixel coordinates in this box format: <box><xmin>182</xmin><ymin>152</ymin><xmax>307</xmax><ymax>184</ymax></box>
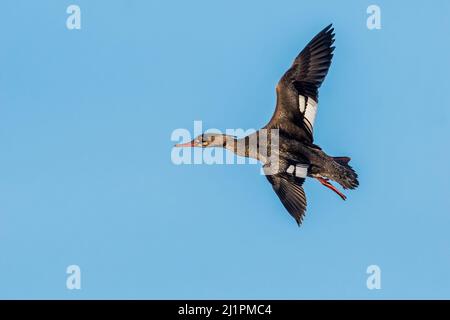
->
<box><xmin>175</xmin><ymin>24</ymin><xmax>359</xmax><ymax>225</ymax></box>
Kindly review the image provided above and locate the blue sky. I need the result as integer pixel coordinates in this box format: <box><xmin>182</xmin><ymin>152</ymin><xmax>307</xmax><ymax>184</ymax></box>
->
<box><xmin>1</xmin><ymin>0</ymin><xmax>450</xmax><ymax>299</ymax></box>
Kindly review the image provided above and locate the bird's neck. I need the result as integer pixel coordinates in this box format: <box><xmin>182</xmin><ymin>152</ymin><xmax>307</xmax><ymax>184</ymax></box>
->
<box><xmin>223</xmin><ymin>136</ymin><xmax>251</xmax><ymax>158</ymax></box>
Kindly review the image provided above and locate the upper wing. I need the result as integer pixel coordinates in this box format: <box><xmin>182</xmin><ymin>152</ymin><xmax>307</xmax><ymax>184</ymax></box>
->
<box><xmin>265</xmin><ymin>165</ymin><xmax>308</xmax><ymax>226</ymax></box>
<box><xmin>266</xmin><ymin>24</ymin><xmax>335</xmax><ymax>143</ymax></box>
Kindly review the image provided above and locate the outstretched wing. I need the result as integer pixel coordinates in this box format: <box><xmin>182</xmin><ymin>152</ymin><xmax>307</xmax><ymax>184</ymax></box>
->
<box><xmin>266</xmin><ymin>24</ymin><xmax>335</xmax><ymax>143</ymax></box>
<box><xmin>265</xmin><ymin>164</ymin><xmax>308</xmax><ymax>226</ymax></box>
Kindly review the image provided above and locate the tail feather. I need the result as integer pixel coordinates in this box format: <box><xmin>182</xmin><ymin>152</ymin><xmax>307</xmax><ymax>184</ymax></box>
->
<box><xmin>330</xmin><ymin>157</ymin><xmax>359</xmax><ymax>190</ymax></box>
<box><xmin>333</xmin><ymin>156</ymin><xmax>351</xmax><ymax>165</ymax></box>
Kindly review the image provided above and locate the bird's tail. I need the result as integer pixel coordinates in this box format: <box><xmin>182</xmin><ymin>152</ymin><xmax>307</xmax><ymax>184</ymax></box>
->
<box><xmin>329</xmin><ymin>157</ymin><xmax>359</xmax><ymax>190</ymax></box>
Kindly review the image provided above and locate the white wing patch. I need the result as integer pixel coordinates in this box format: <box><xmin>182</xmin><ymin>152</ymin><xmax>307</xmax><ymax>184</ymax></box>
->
<box><xmin>295</xmin><ymin>164</ymin><xmax>308</xmax><ymax>178</ymax></box>
<box><xmin>286</xmin><ymin>165</ymin><xmax>295</xmax><ymax>174</ymax></box>
<box><xmin>298</xmin><ymin>95</ymin><xmax>318</xmax><ymax>133</ymax></box>
<box><xmin>286</xmin><ymin>164</ymin><xmax>308</xmax><ymax>178</ymax></box>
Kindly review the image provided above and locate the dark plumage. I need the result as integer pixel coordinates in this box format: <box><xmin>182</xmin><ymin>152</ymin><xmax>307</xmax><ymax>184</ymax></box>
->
<box><xmin>176</xmin><ymin>24</ymin><xmax>359</xmax><ymax>226</ymax></box>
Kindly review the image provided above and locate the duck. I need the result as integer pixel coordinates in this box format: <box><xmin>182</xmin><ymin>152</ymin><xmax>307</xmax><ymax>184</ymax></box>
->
<box><xmin>175</xmin><ymin>24</ymin><xmax>359</xmax><ymax>226</ymax></box>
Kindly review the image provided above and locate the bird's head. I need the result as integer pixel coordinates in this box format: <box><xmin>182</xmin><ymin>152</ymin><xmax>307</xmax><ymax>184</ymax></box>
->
<box><xmin>175</xmin><ymin>133</ymin><xmax>231</xmax><ymax>148</ymax></box>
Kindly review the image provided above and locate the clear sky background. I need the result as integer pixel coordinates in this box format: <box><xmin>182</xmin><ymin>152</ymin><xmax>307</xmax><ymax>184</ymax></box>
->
<box><xmin>1</xmin><ymin>0</ymin><xmax>450</xmax><ymax>299</ymax></box>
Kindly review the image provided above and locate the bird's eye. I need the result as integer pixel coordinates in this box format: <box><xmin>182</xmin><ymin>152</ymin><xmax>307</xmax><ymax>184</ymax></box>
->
<box><xmin>210</xmin><ymin>136</ymin><xmax>215</xmax><ymax>142</ymax></box>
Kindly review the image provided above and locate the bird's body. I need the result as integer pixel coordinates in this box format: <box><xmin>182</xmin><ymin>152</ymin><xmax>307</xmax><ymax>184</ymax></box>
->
<box><xmin>176</xmin><ymin>24</ymin><xmax>359</xmax><ymax>226</ymax></box>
